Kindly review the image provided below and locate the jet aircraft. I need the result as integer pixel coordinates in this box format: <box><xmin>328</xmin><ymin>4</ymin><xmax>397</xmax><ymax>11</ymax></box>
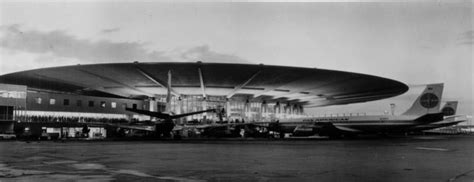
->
<box><xmin>121</xmin><ymin>79</ymin><xmax>449</xmax><ymax>139</ymax></box>
<box><xmin>266</xmin><ymin>83</ymin><xmax>446</xmax><ymax>138</ymax></box>
<box><xmin>124</xmin><ymin>70</ymin><xmax>216</xmax><ymax>137</ymax></box>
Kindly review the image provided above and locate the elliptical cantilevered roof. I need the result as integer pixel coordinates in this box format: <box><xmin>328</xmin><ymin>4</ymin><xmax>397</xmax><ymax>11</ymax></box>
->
<box><xmin>0</xmin><ymin>62</ymin><xmax>408</xmax><ymax>107</ymax></box>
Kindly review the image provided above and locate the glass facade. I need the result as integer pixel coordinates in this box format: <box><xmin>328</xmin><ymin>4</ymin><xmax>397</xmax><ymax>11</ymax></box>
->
<box><xmin>156</xmin><ymin>95</ymin><xmax>305</xmax><ymax>124</ymax></box>
<box><xmin>1</xmin><ymin>83</ymin><xmax>306</xmax><ymax>123</ymax></box>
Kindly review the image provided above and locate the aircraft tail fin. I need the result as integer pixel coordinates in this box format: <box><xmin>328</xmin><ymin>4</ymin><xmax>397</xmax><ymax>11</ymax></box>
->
<box><xmin>402</xmin><ymin>83</ymin><xmax>444</xmax><ymax>116</ymax></box>
<box><xmin>441</xmin><ymin>101</ymin><xmax>458</xmax><ymax>117</ymax></box>
<box><xmin>165</xmin><ymin>70</ymin><xmax>172</xmax><ymax>113</ymax></box>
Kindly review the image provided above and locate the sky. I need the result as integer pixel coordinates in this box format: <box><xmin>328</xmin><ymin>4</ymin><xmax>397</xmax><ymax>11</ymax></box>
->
<box><xmin>0</xmin><ymin>1</ymin><xmax>472</xmax><ymax>117</ymax></box>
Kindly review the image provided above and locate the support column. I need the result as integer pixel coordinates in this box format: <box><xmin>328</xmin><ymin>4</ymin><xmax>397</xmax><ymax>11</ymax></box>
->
<box><xmin>148</xmin><ymin>98</ymin><xmax>157</xmax><ymax>112</ymax></box>
<box><xmin>244</xmin><ymin>99</ymin><xmax>250</xmax><ymax>123</ymax></box>
<box><xmin>178</xmin><ymin>97</ymin><xmax>184</xmax><ymax>124</ymax></box>
<box><xmin>226</xmin><ymin>99</ymin><xmax>231</xmax><ymax>118</ymax></box>
<box><xmin>291</xmin><ymin>104</ymin><xmax>298</xmax><ymax>117</ymax></box>
<box><xmin>286</xmin><ymin>103</ymin><xmax>293</xmax><ymax>118</ymax></box>
<box><xmin>198</xmin><ymin>65</ymin><xmax>207</xmax><ymax>98</ymax></box>
<box><xmin>202</xmin><ymin>98</ymin><xmax>208</xmax><ymax>123</ymax></box>
<box><xmin>274</xmin><ymin>102</ymin><xmax>280</xmax><ymax>119</ymax></box>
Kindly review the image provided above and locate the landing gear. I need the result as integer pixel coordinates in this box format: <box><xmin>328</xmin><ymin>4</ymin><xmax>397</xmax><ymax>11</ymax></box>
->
<box><xmin>155</xmin><ymin>122</ymin><xmax>175</xmax><ymax>139</ymax></box>
<box><xmin>173</xmin><ymin>133</ymin><xmax>182</xmax><ymax>140</ymax></box>
<box><xmin>279</xmin><ymin>132</ymin><xmax>285</xmax><ymax>139</ymax></box>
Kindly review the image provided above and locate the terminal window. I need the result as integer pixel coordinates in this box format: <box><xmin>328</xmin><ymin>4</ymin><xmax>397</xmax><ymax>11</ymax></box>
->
<box><xmin>100</xmin><ymin>101</ymin><xmax>106</xmax><ymax>108</ymax></box>
<box><xmin>88</xmin><ymin>101</ymin><xmax>94</xmax><ymax>107</ymax></box>
<box><xmin>111</xmin><ymin>102</ymin><xmax>117</xmax><ymax>108</ymax></box>
<box><xmin>35</xmin><ymin>97</ymin><xmax>42</xmax><ymax>104</ymax></box>
<box><xmin>49</xmin><ymin>99</ymin><xmax>56</xmax><ymax>105</ymax></box>
<box><xmin>63</xmin><ymin>99</ymin><xmax>69</xmax><ymax>106</ymax></box>
<box><xmin>77</xmin><ymin>100</ymin><xmax>82</xmax><ymax>107</ymax></box>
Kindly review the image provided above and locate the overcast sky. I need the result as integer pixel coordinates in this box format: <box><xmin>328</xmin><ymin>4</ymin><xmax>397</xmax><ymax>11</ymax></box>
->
<box><xmin>0</xmin><ymin>1</ymin><xmax>472</xmax><ymax>116</ymax></box>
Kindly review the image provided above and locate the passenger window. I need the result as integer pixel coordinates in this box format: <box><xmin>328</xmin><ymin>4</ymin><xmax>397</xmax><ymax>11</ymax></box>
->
<box><xmin>35</xmin><ymin>97</ymin><xmax>42</xmax><ymax>104</ymax></box>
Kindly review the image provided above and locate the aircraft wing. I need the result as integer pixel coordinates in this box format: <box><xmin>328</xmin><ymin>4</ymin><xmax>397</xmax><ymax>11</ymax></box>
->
<box><xmin>113</xmin><ymin>124</ymin><xmax>155</xmax><ymax>131</ymax></box>
<box><xmin>125</xmin><ymin>108</ymin><xmax>171</xmax><ymax>119</ymax></box>
<box><xmin>169</xmin><ymin>109</ymin><xmax>216</xmax><ymax>119</ymax></box>
<box><xmin>126</xmin><ymin>107</ymin><xmax>216</xmax><ymax>120</ymax></box>
<box><xmin>88</xmin><ymin>122</ymin><xmax>156</xmax><ymax>132</ymax></box>
<box><xmin>183</xmin><ymin>122</ymin><xmax>255</xmax><ymax>129</ymax></box>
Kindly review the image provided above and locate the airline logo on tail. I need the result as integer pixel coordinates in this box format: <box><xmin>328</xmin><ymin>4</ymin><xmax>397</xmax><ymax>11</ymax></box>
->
<box><xmin>420</xmin><ymin>93</ymin><xmax>439</xmax><ymax>109</ymax></box>
<box><xmin>442</xmin><ymin>107</ymin><xmax>455</xmax><ymax>116</ymax></box>
<box><xmin>402</xmin><ymin>83</ymin><xmax>444</xmax><ymax>116</ymax></box>
<box><xmin>441</xmin><ymin>101</ymin><xmax>458</xmax><ymax>116</ymax></box>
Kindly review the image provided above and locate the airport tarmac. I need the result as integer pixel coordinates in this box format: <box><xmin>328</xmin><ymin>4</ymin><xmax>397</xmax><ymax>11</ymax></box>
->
<box><xmin>0</xmin><ymin>136</ymin><xmax>473</xmax><ymax>182</ymax></box>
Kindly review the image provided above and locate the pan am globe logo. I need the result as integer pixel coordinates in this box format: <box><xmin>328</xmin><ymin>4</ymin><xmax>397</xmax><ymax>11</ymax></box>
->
<box><xmin>442</xmin><ymin>107</ymin><xmax>455</xmax><ymax>116</ymax></box>
<box><xmin>420</xmin><ymin>93</ymin><xmax>439</xmax><ymax>109</ymax></box>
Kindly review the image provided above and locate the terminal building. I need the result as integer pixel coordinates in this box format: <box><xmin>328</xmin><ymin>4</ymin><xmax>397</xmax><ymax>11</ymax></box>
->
<box><xmin>0</xmin><ymin>62</ymin><xmax>408</xmax><ymax>137</ymax></box>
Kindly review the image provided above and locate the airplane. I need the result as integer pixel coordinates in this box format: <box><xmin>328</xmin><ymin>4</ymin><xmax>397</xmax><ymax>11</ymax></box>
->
<box><xmin>124</xmin><ymin>70</ymin><xmax>216</xmax><ymax>137</ymax></box>
<box><xmin>264</xmin><ymin>83</ymin><xmax>446</xmax><ymax>138</ymax></box>
<box><xmin>406</xmin><ymin>101</ymin><xmax>467</xmax><ymax>132</ymax></box>
<box><xmin>122</xmin><ymin>82</ymin><xmax>448</xmax><ymax>139</ymax></box>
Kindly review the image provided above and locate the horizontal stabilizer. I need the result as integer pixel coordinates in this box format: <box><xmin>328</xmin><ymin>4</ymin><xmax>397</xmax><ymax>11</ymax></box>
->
<box><xmin>443</xmin><ymin>115</ymin><xmax>463</xmax><ymax>120</ymax></box>
<box><xmin>333</xmin><ymin>125</ymin><xmax>363</xmax><ymax>133</ymax></box>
